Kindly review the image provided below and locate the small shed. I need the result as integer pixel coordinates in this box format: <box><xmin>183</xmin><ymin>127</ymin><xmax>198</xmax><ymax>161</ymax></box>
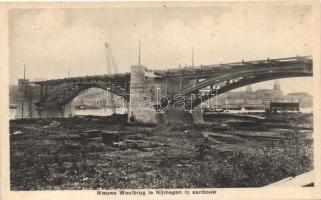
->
<box><xmin>270</xmin><ymin>102</ymin><xmax>300</xmax><ymax>112</ymax></box>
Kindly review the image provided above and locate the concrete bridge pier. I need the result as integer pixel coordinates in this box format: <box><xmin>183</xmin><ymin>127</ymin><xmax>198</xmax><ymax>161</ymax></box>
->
<box><xmin>16</xmin><ymin>101</ymin><xmax>75</xmax><ymax>119</ymax></box>
<box><xmin>191</xmin><ymin>105</ymin><xmax>204</xmax><ymax>124</ymax></box>
<box><xmin>15</xmin><ymin>83</ymin><xmax>39</xmax><ymax>119</ymax></box>
<box><xmin>15</xmin><ymin>84</ymin><xmax>75</xmax><ymax>119</ymax></box>
<box><xmin>163</xmin><ymin>106</ymin><xmax>192</xmax><ymax>124</ymax></box>
<box><xmin>163</xmin><ymin>105</ymin><xmax>204</xmax><ymax>124</ymax></box>
<box><xmin>128</xmin><ymin>65</ymin><xmax>205</xmax><ymax>124</ymax></box>
<box><xmin>15</xmin><ymin>96</ymin><xmax>38</xmax><ymax>119</ymax></box>
<box><xmin>128</xmin><ymin>65</ymin><xmax>159</xmax><ymax>123</ymax></box>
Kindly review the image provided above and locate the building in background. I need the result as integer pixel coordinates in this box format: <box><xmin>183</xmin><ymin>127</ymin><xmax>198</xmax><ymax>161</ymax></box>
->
<box><xmin>284</xmin><ymin>92</ymin><xmax>313</xmax><ymax>108</ymax></box>
<box><xmin>206</xmin><ymin>80</ymin><xmax>312</xmax><ymax>110</ymax></box>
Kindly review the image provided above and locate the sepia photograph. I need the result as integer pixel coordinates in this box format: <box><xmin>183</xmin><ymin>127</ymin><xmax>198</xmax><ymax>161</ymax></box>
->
<box><xmin>1</xmin><ymin>1</ymin><xmax>321</xmax><ymax>199</ymax></box>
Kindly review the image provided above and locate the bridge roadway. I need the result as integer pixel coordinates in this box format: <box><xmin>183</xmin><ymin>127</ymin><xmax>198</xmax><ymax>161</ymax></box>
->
<box><xmin>18</xmin><ymin>55</ymin><xmax>312</xmax><ymax>123</ymax></box>
<box><xmin>32</xmin><ymin>56</ymin><xmax>311</xmax><ymax>84</ymax></box>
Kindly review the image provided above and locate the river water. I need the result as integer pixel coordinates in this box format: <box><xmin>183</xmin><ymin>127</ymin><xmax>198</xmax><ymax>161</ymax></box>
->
<box><xmin>9</xmin><ymin>107</ymin><xmax>313</xmax><ymax>120</ymax></box>
<box><xmin>9</xmin><ymin>108</ymin><xmax>127</xmax><ymax>120</ymax></box>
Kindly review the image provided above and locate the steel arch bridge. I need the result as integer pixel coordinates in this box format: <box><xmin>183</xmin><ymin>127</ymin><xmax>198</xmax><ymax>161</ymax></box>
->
<box><xmin>170</xmin><ymin>57</ymin><xmax>313</xmax><ymax>108</ymax></box>
<box><xmin>166</xmin><ymin>56</ymin><xmax>312</xmax><ymax>108</ymax></box>
<box><xmin>188</xmin><ymin>71</ymin><xmax>311</xmax><ymax>108</ymax></box>
<box><xmin>33</xmin><ymin>56</ymin><xmax>313</xmax><ymax>109</ymax></box>
<box><xmin>34</xmin><ymin>74</ymin><xmax>130</xmax><ymax>106</ymax></box>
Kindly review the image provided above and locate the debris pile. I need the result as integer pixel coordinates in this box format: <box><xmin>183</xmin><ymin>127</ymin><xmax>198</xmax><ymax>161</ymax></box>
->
<box><xmin>48</xmin><ymin>121</ymin><xmax>61</xmax><ymax>128</ymax></box>
<box><xmin>9</xmin><ymin>113</ymin><xmax>313</xmax><ymax>190</ymax></box>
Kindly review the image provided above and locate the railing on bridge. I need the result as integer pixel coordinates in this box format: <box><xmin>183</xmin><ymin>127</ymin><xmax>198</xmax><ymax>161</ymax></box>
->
<box><xmin>152</xmin><ymin>56</ymin><xmax>312</xmax><ymax>77</ymax></box>
<box><xmin>31</xmin><ymin>72</ymin><xmax>131</xmax><ymax>85</ymax></box>
<box><xmin>30</xmin><ymin>56</ymin><xmax>312</xmax><ymax>84</ymax></box>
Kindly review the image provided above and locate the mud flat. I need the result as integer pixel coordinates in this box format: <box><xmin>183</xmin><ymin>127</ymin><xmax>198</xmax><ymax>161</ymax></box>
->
<box><xmin>10</xmin><ymin>113</ymin><xmax>313</xmax><ymax>190</ymax></box>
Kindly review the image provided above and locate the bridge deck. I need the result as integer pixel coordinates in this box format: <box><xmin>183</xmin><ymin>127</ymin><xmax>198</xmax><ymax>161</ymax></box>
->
<box><xmin>31</xmin><ymin>73</ymin><xmax>131</xmax><ymax>85</ymax></box>
<box><xmin>153</xmin><ymin>56</ymin><xmax>312</xmax><ymax>78</ymax></box>
<box><xmin>31</xmin><ymin>56</ymin><xmax>312</xmax><ymax>84</ymax></box>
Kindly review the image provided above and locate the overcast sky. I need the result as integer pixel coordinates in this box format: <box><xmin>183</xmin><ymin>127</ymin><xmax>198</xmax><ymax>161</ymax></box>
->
<box><xmin>9</xmin><ymin>2</ymin><xmax>313</xmax><ymax>94</ymax></box>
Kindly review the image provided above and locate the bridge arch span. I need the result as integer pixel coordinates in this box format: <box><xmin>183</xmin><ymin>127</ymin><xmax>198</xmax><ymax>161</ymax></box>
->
<box><xmin>175</xmin><ymin>64</ymin><xmax>312</xmax><ymax>97</ymax></box>
<box><xmin>37</xmin><ymin>81</ymin><xmax>129</xmax><ymax>107</ymax></box>
<box><xmin>170</xmin><ymin>63</ymin><xmax>312</xmax><ymax>108</ymax></box>
<box><xmin>191</xmin><ymin>71</ymin><xmax>312</xmax><ymax>107</ymax></box>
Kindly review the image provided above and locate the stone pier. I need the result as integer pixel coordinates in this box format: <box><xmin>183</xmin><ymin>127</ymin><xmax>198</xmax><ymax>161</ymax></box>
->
<box><xmin>128</xmin><ymin>65</ymin><xmax>159</xmax><ymax>123</ymax></box>
<box><xmin>128</xmin><ymin>66</ymin><xmax>204</xmax><ymax>124</ymax></box>
<box><xmin>15</xmin><ymin>81</ymin><xmax>74</xmax><ymax>119</ymax></box>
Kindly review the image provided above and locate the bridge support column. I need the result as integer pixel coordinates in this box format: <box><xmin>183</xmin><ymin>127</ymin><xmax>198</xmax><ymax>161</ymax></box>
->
<box><xmin>15</xmin><ymin>95</ymin><xmax>38</xmax><ymax>119</ymax></box>
<box><xmin>128</xmin><ymin>66</ymin><xmax>205</xmax><ymax>124</ymax></box>
<box><xmin>191</xmin><ymin>105</ymin><xmax>204</xmax><ymax>124</ymax></box>
<box><xmin>163</xmin><ymin>106</ymin><xmax>192</xmax><ymax>124</ymax></box>
<box><xmin>163</xmin><ymin>105</ymin><xmax>204</xmax><ymax>124</ymax></box>
<box><xmin>15</xmin><ymin>83</ymin><xmax>39</xmax><ymax>119</ymax></box>
<box><xmin>16</xmin><ymin>102</ymin><xmax>75</xmax><ymax>119</ymax></box>
<box><xmin>15</xmin><ymin>84</ymin><xmax>75</xmax><ymax>119</ymax></box>
<box><xmin>128</xmin><ymin>65</ymin><xmax>159</xmax><ymax>123</ymax></box>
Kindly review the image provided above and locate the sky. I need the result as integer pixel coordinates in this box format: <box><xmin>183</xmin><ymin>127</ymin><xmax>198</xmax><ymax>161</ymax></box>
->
<box><xmin>9</xmin><ymin>2</ymin><xmax>313</xmax><ymax>95</ymax></box>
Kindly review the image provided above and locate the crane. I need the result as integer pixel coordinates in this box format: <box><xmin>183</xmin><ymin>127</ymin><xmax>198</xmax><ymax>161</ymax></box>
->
<box><xmin>104</xmin><ymin>42</ymin><xmax>118</xmax><ymax>74</ymax></box>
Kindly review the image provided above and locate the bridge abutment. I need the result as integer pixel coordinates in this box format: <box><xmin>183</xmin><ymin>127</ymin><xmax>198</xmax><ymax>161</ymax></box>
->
<box><xmin>128</xmin><ymin>66</ymin><xmax>204</xmax><ymax>124</ymax></box>
<box><xmin>15</xmin><ymin>83</ymin><xmax>75</xmax><ymax>119</ymax></box>
<box><xmin>163</xmin><ymin>106</ymin><xmax>192</xmax><ymax>124</ymax></box>
<box><xmin>163</xmin><ymin>105</ymin><xmax>204</xmax><ymax>124</ymax></box>
<box><xmin>191</xmin><ymin>105</ymin><xmax>204</xmax><ymax>124</ymax></box>
<box><xmin>16</xmin><ymin>101</ymin><xmax>75</xmax><ymax>119</ymax></box>
<box><xmin>128</xmin><ymin>65</ymin><xmax>159</xmax><ymax>123</ymax></box>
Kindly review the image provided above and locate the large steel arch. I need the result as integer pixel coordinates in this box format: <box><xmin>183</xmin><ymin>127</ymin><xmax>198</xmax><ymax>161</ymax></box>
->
<box><xmin>171</xmin><ymin>64</ymin><xmax>312</xmax><ymax>108</ymax></box>
<box><xmin>174</xmin><ymin>64</ymin><xmax>312</xmax><ymax>98</ymax></box>
<box><xmin>37</xmin><ymin>81</ymin><xmax>129</xmax><ymax>106</ymax></box>
<box><xmin>191</xmin><ymin>71</ymin><xmax>312</xmax><ymax>107</ymax></box>
<box><xmin>57</xmin><ymin>84</ymin><xmax>129</xmax><ymax>106</ymax></box>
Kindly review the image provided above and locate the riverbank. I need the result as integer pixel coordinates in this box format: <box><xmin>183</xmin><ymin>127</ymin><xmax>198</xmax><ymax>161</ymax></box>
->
<box><xmin>10</xmin><ymin>113</ymin><xmax>313</xmax><ymax>190</ymax></box>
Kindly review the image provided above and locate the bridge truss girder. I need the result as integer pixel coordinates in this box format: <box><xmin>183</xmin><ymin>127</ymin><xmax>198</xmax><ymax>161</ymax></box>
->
<box><xmin>190</xmin><ymin>71</ymin><xmax>312</xmax><ymax>108</ymax></box>
<box><xmin>170</xmin><ymin>64</ymin><xmax>312</xmax><ymax>109</ymax></box>
<box><xmin>36</xmin><ymin>80</ymin><xmax>129</xmax><ymax>106</ymax></box>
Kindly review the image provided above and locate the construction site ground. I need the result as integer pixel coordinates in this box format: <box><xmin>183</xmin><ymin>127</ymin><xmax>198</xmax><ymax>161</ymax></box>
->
<box><xmin>10</xmin><ymin>112</ymin><xmax>313</xmax><ymax>190</ymax></box>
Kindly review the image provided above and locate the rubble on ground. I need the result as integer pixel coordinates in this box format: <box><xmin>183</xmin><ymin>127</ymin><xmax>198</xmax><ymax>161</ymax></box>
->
<box><xmin>9</xmin><ymin>113</ymin><xmax>313</xmax><ymax>190</ymax></box>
